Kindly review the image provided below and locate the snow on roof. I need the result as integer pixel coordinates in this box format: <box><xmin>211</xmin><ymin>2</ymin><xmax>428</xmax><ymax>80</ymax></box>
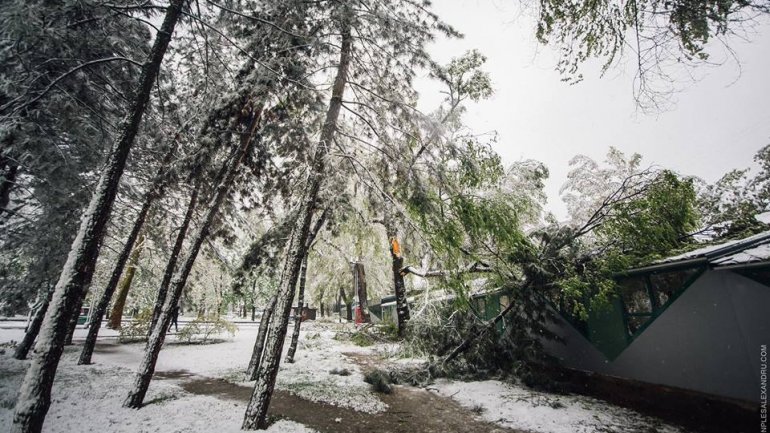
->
<box><xmin>656</xmin><ymin>230</ymin><xmax>770</xmax><ymax>267</ymax></box>
<box><xmin>711</xmin><ymin>243</ymin><xmax>770</xmax><ymax>266</ymax></box>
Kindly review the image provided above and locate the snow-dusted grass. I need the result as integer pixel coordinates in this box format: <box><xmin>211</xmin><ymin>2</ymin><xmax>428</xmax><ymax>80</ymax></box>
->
<box><xmin>249</xmin><ymin>324</ymin><xmax>388</xmax><ymax>414</ymax></box>
<box><xmin>0</xmin><ymin>319</ymin><xmax>389</xmax><ymax>432</ymax></box>
<box><xmin>0</xmin><ymin>320</ymin><xmax>358</xmax><ymax>433</ymax></box>
<box><xmin>432</xmin><ymin>379</ymin><xmax>687</xmax><ymax>433</ymax></box>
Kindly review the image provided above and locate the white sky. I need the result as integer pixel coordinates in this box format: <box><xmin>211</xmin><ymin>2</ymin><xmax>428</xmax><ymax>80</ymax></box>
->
<box><xmin>415</xmin><ymin>0</ymin><xmax>770</xmax><ymax>219</ymax></box>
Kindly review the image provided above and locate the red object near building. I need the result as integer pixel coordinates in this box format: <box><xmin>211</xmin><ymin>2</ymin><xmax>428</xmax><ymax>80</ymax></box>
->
<box><xmin>354</xmin><ymin>306</ymin><xmax>365</xmax><ymax>325</ymax></box>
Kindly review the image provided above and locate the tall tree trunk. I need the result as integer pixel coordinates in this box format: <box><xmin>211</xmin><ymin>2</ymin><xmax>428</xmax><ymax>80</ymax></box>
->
<box><xmin>0</xmin><ymin>162</ymin><xmax>18</xmax><ymax>213</ymax></box>
<box><xmin>246</xmin><ymin>294</ymin><xmax>276</xmax><ymax>380</ymax></box>
<box><xmin>353</xmin><ymin>262</ymin><xmax>370</xmax><ymax>323</ymax></box>
<box><xmin>108</xmin><ymin>233</ymin><xmax>145</xmax><ymax>329</ymax></box>
<box><xmin>284</xmin><ymin>257</ymin><xmax>307</xmax><ymax>364</ymax></box>
<box><xmin>63</xmin><ymin>291</ymin><xmax>86</xmax><ymax>345</ymax></box>
<box><xmin>14</xmin><ymin>286</ymin><xmax>53</xmax><ymax>360</ymax></box>
<box><xmin>384</xmin><ymin>207</ymin><xmax>410</xmax><ymax>336</ymax></box>
<box><xmin>251</xmin><ymin>280</ymin><xmax>257</xmax><ymax>321</ymax></box>
<box><xmin>63</xmin><ymin>251</ymin><xmax>99</xmax><ymax>345</ymax></box>
<box><xmin>79</xmin><ymin>144</ymin><xmax>177</xmax><ymax>364</ymax></box>
<box><xmin>242</xmin><ymin>12</ymin><xmax>351</xmax><ymax>428</ymax></box>
<box><xmin>10</xmin><ymin>3</ymin><xmax>183</xmax><ymax>431</ymax></box>
<box><xmin>123</xmin><ymin>104</ymin><xmax>262</xmax><ymax>409</ymax></box>
<box><xmin>150</xmin><ymin>183</ymin><xmax>200</xmax><ymax>332</ymax></box>
<box><xmin>285</xmin><ymin>208</ymin><xmax>327</xmax><ymax>363</ymax></box>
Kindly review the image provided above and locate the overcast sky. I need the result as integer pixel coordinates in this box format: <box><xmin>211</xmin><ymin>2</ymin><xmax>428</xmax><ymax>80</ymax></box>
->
<box><xmin>415</xmin><ymin>0</ymin><xmax>770</xmax><ymax>219</ymax></box>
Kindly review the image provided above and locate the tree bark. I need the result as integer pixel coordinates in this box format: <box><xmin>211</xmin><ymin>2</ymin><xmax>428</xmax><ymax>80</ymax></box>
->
<box><xmin>246</xmin><ymin>294</ymin><xmax>276</xmax><ymax>380</ymax></box>
<box><xmin>149</xmin><ymin>182</ymin><xmax>200</xmax><ymax>332</ymax></box>
<box><xmin>384</xmin><ymin>208</ymin><xmax>410</xmax><ymax>336</ymax></box>
<box><xmin>353</xmin><ymin>262</ymin><xmax>370</xmax><ymax>323</ymax></box>
<box><xmin>0</xmin><ymin>162</ymin><xmax>18</xmax><ymax>213</ymax></box>
<box><xmin>63</xmin><ymin>291</ymin><xmax>86</xmax><ymax>345</ymax></box>
<box><xmin>242</xmin><ymin>11</ymin><xmax>351</xmax><ymax>428</ymax></box>
<box><xmin>285</xmin><ymin>208</ymin><xmax>327</xmax><ymax>363</ymax></box>
<box><xmin>123</xmin><ymin>103</ymin><xmax>262</xmax><ymax>409</ymax></box>
<box><xmin>14</xmin><ymin>286</ymin><xmax>53</xmax><ymax>360</ymax></box>
<box><xmin>107</xmin><ymin>233</ymin><xmax>145</xmax><ymax>329</ymax></box>
<box><xmin>10</xmin><ymin>2</ymin><xmax>183</xmax><ymax>430</ymax></box>
<box><xmin>79</xmin><ymin>144</ymin><xmax>177</xmax><ymax>364</ymax></box>
<box><xmin>284</xmin><ymin>257</ymin><xmax>307</xmax><ymax>364</ymax></box>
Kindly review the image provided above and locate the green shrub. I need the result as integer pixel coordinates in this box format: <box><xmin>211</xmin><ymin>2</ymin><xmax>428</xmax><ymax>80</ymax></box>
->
<box><xmin>176</xmin><ymin>315</ymin><xmax>236</xmax><ymax>344</ymax></box>
<box><xmin>351</xmin><ymin>332</ymin><xmax>374</xmax><ymax>347</ymax></box>
<box><xmin>363</xmin><ymin>369</ymin><xmax>392</xmax><ymax>394</ymax></box>
<box><xmin>118</xmin><ymin>308</ymin><xmax>152</xmax><ymax>343</ymax></box>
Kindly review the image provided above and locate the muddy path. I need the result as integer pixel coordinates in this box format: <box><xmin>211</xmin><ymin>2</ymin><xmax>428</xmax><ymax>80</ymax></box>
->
<box><xmin>156</xmin><ymin>369</ymin><xmax>521</xmax><ymax>433</ymax></box>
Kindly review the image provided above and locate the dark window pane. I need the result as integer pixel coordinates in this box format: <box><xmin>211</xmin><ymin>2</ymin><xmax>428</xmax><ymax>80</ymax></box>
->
<box><xmin>626</xmin><ymin>314</ymin><xmax>652</xmax><ymax>336</ymax></box>
<box><xmin>619</xmin><ymin>277</ymin><xmax>652</xmax><ymax>314</ymax></box>
<box><xmin>649</xmin><ymin>268</ymin><xmax>699</xmax><ymax>307</ymax></box>
<box><xmin>735</xmin><ymin>268</ymin><xmax>770</xmax><ymax>287</ymax></box>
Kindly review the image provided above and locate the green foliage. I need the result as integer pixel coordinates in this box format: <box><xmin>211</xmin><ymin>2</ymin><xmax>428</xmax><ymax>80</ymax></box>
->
<box><xmin>546</xmin><ymin>150</ymin><xmax>700</xmax><ymax>319</ymax></box>
<box><xmin>403</xmin><ymin>296</ymin><xmax>559</xmax><ymax>388</ymax></box>
<box><xmin>351</xmin><ymin>332</ymin><xmax>374</xmax><ymax>347</ymax></box>
<box><xmin>534</xmin><ymin>0</ymin><xmax>769</xmax><ymax>108</ymax></box>
<box><xmin>176</xmin><ymin>315</ymin><xmax>236</xmax><ymax>344</ymax></box>
<box><xmin>598</xmin><ymin>170</ymin><xmax>698</xmax><ymax>258</ymax></box>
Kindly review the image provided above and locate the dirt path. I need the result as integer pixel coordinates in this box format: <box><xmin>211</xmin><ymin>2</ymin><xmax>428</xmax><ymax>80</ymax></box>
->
<box><xmin>156</xmin><ymin>370</ymin><xmax>521</xmax><ymax>433</ymax></box>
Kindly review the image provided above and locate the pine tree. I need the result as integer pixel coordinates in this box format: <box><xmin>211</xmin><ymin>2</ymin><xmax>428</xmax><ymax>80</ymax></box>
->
<box><xmin>10</xmin><ymin>2</ymin><xmax>185</xmax><ymax>431</ymax></box>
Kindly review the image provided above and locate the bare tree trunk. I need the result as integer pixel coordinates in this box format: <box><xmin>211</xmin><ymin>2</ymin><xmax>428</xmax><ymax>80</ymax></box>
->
<box><xmin>285</xmin><ymin>208</ymin><xmax>327</xmax><ymax>363</ymax></box>
<box><xmin>79</xmin><ymin>158</ymin><xmax>175</xmax><ymax>364</ymax></box>
<box><xmin>63</xmin><ymin>291</ymin><xmax>86</xmax><ymax>345</ymax></box>
<box><xmin>107</xmin><ymin>233</ymin><xmax>145</xmax><ymax>329</ymax></box>
<box><xmin>14</xmin><ymin>286</ymin><xmax>53</xmax><ymax>360</ymax></box>
<box><xmin>150</xmin><ymin>183</ymin><xmax>199</xmax><ymax>332</ymax></box>
<box><xmin>123</xmin><ymin>104</ymin><xmax>262</xmax><ymax>409</ymax></box>
<box><xmin>353</xmin><ymin>262</ymin><xmax>370</xmax><ymax>323</ymax></box>
<box><xmin>242</xmin><ymin>12</ymin><xmax>351</xmax><ymax>428</ymax></box>
<box><xmin>246</xmin><ymin>294</ymin><xmax>276</xmax><ymax>380</ymax></box>
<box><xmin>284</xmin><ymin>257</ymin><xmax>307</xmax><ymax>364</ymax></box>
<box><xmin>10</xmin><ymin>3</ymin><xmax>183</xmax><ymax>431</ymax></box>
<box><xmin>0</xmin><ymin>162</ymin><xmax>18</xmax><ymax>213</ymax></box>
<box><xmin>384</xmin><ymin>208</ymin><xmax>410</xmax><ymax>336</ymax></box>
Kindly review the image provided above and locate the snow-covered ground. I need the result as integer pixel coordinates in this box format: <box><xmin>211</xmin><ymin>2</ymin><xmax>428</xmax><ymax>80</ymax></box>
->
<box><xmin>0</xmin><ymin>318</ymin><xmax>691</xmax><ymax>433</ymax></box>
<box><xmin>432</xmin><ymin>379</ymin><xmax>687</xmax><ymax>433</ymax></box>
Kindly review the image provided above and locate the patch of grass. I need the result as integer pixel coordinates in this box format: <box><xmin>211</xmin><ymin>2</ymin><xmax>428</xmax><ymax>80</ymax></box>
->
<box><xmin>329</xmin><ymin>368</ymin><xmax>351</xmax><ymax>376</ymax></box>
<box><xmin>351</xmin><ymin>332</ymin><xmax>374</xmax><ymax>347</ymax></box>
<box><xmin>363</xmin><ymin>369</ymin><xmax>392</xmax><ymax>394</ymax></box>
<box><xmin>143</xmin><ymin>393</ymin><xmax>179</xmax><ymax>406</ymax></box>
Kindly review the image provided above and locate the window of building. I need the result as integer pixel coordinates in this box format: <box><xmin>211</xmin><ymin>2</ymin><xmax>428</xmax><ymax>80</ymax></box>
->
<box><xmin>617</xmin><ymin>267</ymin><xmax>703</xmax><ymax>338</ymax></box>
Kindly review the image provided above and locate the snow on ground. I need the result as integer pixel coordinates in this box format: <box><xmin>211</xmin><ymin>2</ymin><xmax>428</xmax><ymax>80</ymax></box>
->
<box><xmin>0</xmin><ymin>349</ymin><xmax>316</xmax><ymax>433</ymax></box>
<box><xmin>0</xmin><ymin>317</ymin><xmax>693</xmax><ymax>433</ymax></box>
<box><xmin>0</xmin><ymin>318</ymin><xmax>376</xmax><ymax>433</ymax></box>
<box><xmin>243</xmin><ymin>324</ymin><xmax>388</xmax><ymax>414</ymax></box>
<box><xmin>432</xmin><ymin>379</ymin><xmax>687</xmax><ymax>433</ymax></box>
